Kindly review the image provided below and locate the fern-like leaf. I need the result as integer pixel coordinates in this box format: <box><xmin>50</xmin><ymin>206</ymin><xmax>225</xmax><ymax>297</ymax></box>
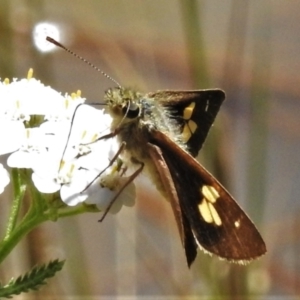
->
<box><xmin>0</xmin><ymin>259</ymin><xmax>65</xmax><ymax>298</ymax></box>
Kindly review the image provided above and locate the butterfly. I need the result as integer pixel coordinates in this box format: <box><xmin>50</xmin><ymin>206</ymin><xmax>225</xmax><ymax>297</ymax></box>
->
<box><xmin>46</xmin><ymin>36</ymin><xmax>266</xmax><ymax>267</ymax></box>
<box><xmin>103</xmin><ymin>87</ymin><xmax>266</xmax><ymax>267</ymax></box>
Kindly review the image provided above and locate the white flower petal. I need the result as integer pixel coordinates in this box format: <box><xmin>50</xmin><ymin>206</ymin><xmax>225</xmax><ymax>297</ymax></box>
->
<box><xmin>45</xmin><ymin>92</ymin><xmax>85</xmax><ymax>121</ymax></box>
<box><xmin>60</xmin><ymin>168</ymin><xmax>94</xmax><ymax>206</ymax></box>
<box><xmin>32</xmin><ymin>172</ymin><xmax>61</xmax><ymax>193</ymax></box>
<box><xmin>7</xmin><ymin>126</ymin><xmax>50</xmax><ymax>169</ymax></box>
<box><xmin>85</xmin><ymin>185</ymin><xmax>123</xmax><ymax>214</ymax></box>
<box><xmin>82</xmin><ymin>168</ymin><xmax>136</xmax><ymax>214</ymax></box>
<box><xmin>120</xmin><ymin>181</ymin><xmax>136</xmax><ymax>207</ymax></box>
<box><xmin>0</xmin><ymin>121</ymin><xmax>25</xmax><ymax>155</ymax></box>
<box><xmin>7</xmin><ymin>151</ymin><xmax>36</xmax><ymax>169</ymax></box>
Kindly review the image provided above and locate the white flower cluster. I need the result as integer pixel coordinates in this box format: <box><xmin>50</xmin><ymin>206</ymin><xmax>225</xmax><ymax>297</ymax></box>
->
<box><xmin>0</xmin><ymin>70</ymin><xmax>135</xmax><ymax>214</ymax></box>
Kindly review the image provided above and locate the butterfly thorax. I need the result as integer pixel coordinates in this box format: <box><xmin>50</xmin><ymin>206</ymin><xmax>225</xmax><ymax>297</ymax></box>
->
<box><xmin>104</xmin><ymin>87</ymin><xmax>185</xmax><ymax>160</ymax></box>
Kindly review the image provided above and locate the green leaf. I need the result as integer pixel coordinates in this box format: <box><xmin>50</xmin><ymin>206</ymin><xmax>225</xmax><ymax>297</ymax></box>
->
<box><xmin>0</xmin><ymin>259</ymin><xmax>65</xmax><ymax>298</ymax></box>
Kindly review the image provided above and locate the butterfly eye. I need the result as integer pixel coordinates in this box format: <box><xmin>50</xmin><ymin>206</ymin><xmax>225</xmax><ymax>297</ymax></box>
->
<box><xmin>122</xmin><ymin>101</ymin><xmax>140</xmax><ymax>119</ymax></box>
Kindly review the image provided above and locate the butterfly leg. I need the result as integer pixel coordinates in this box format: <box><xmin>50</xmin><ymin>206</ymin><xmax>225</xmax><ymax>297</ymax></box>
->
<box><xmin>81</xmin><ymin>141</ymin><xmax>127</xmax><ymax>193</ymax></box>
<box><xmin>99</xmin><ymin>157</ymin><xmax>144</xmax><ymax>222</ymax></box>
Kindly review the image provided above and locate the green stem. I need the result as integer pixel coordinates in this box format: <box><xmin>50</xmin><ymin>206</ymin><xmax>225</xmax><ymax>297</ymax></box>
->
<box><xmin>1</xmin><ymin>168</ymin><xmax>99</xmax><ymax>265</ymax></box>
<box><xmin>4</xmin><ymin>169</ymin><xmax>26</xmax><ymax>240</ymax></box>
<box><xmin>57</xmin><ymin>204</ymin><xmax>99</xmax><ymax>219</ymax></box>
<box><xmin>0</xmin><ymin>212</ymin><xmax>47</xmax><ymax>264</ymax></box>
<box><xmin>0</xmin><ymin>203</ymin><xmax>98</xmax><ymax>264</ymax></box>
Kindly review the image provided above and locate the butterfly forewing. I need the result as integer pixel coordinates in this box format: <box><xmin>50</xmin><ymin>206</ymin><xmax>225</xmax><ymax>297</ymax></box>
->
<box><xmin>148</xmin><ymin>90</ymin><xmax>225</xmax><ymax>157</ymax></box>
<box><xmin>150</xmin><ymin>130</ymin><xmax>266</xmax><ymax>262</ymax></box>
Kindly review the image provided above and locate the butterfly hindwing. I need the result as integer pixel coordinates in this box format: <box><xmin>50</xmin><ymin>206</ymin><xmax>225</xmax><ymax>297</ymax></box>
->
<box><xmin>148</xmin><ymin>89</ymin><xmax>225</xmax><ymax>157</ymax></box>
<box><xmin>147</xmin><ymin>142</ymin><xmax>198</xmax><ymax>267</ymax></box>
<box><xmin>150</xmin><ymin>130</ymin><xmax>266</xmax><ymax>262</ymax></box>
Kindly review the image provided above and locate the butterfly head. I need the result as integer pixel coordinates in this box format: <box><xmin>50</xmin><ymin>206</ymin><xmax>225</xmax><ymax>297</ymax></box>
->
<box><xmin>104</xmin><ymin>87</ymin><xmax>142</xmax><ymax>122</ymax></box>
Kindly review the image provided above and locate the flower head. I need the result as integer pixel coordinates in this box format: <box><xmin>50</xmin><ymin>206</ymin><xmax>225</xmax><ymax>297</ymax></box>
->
<box><xmin>0</xmin><ymin>70</ymin><xmax>136</xmax><ymax>215</ymax></box>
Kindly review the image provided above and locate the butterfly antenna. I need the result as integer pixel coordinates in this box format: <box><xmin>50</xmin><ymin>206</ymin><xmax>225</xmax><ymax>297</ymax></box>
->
<box><xmin>46</xmin><ymin>36</ymin><xmax>122</xmax><ymax>88</ymax></box>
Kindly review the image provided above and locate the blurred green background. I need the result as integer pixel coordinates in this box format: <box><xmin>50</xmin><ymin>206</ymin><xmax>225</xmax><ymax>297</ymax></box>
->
<box><xmin>0</xmin><ymin>0</ymin><xmax>300</xmax><ymax>299</ymax></box>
